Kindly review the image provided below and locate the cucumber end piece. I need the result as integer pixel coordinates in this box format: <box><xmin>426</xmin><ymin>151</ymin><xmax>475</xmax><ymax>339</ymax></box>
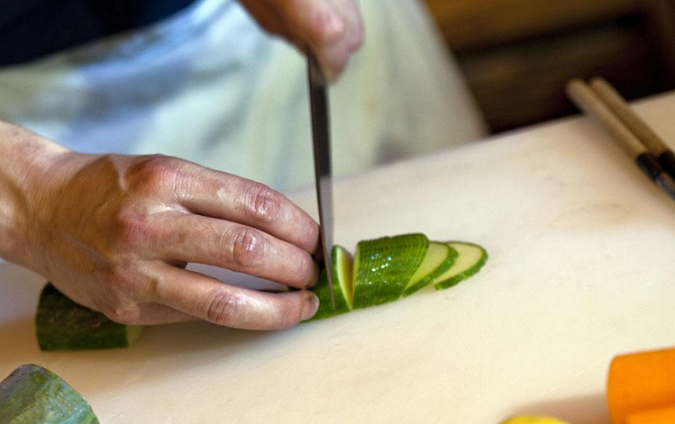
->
<box><xmin>36</xmin><ymin>283</ymin><xmax>144</xmax><ymax>351</ymax></box>
<box><xmin>126</xmin><ymin>325</ymin><xmax>145</xmax><ymax>346</ymax></box>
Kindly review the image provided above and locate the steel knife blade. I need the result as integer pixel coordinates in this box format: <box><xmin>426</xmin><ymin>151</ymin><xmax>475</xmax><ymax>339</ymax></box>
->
<box><xmin>307</xmin><ymin>52</ymin><xmax>335</xmax><ymax>309</ymax></box>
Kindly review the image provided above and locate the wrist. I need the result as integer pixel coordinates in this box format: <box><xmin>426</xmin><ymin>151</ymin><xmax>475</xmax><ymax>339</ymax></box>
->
<box><xmin>0</xmin><ymin>121</ymin><xmax>69</xmax><ymax>266</ymax></box>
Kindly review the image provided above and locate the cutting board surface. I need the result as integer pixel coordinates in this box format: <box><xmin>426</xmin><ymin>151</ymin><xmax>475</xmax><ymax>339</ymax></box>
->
<box><xmin>2</xmin><ymin>95</ymin><xmax>675</xmax><ymax>424</ymax></box>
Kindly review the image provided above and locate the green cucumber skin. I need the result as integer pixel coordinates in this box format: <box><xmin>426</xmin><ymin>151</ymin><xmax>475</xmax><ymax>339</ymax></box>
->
<box><xmin>352</xmin><ymin>234</ymin><xmax>429</xmax><ymax>309</ymax></box>
<box><xmin>36</xmin><ymin>284</ymin><xmax>142</xmax><ymax>351</ymax></box>
<box><xmin>434</xmin><ymin>242</ymin><xmax>488</xmax><ymax>290</ymax></box>
<box><xmin>0</xmin><ymin>364</ymin><xmax>99</xmax><ymax>424</ymax></box>
<box><xmin>309</xmin><ymin>271</ymin><xmax>349</xmax><ymax>321</ymax></box>
<box><xmin>402</xmin><ymin>246</ymin><xmax>458</xmax><ymax>297</ymax></box>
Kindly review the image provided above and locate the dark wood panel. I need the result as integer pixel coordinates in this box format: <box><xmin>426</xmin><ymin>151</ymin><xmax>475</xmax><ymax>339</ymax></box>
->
<box><xmin>421</xmin><ymin>0</ymin><xmax>675</xmax><ymax>133</ymax></box>
<box><xmin>458</xmin><ymin>23</ymin><xmax>661</xmax><ymax>132</ymax></box>
<box><xmin>423</xmin><ymin>0</ymin><xmax>641</xmax><ymax>50</ymax></box>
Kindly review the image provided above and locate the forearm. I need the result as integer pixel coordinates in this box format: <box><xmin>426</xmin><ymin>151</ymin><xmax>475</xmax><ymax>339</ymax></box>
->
<box><xmin>0</xmin><ymin>120</ymin><xmax>68</xmax><ymax>265</ymax></box>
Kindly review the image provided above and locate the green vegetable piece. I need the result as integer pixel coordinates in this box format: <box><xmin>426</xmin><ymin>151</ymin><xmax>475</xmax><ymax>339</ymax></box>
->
<box><xmin>402</xmin><ymin>242</ymin><xmax>458</xmax><ymax>297</ymax></box>
<box><xmin>309</xmin><ymin>245</ymin><xmax>354</xmax><ymax>321</ymax></box>
<box><xmin>36</xmin><ymin>284</ymin><xmax>144</xmax><ymax>351</ymax></box>
<box><xmin>0</xmin><ymin>364</ymin><xmax>99</xmax><ymax>424</ymax></box>
<box><xmin>432</xmin><ymin>242</ymin><xmax>488</xmax><ymax>290</ymax></box>
<box><xmin>352</xmin><ymin>233</ymin><xmax>429</xmax><ymax>309</ymax></box>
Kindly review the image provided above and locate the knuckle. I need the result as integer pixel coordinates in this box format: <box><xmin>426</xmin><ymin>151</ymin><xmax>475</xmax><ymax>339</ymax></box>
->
<box><xmin>94</xmin><ymin>266</ymin><xmax>147</xmax><ymax>325</ymax></box>
<box><xmin>142</xmin><ymin>274</ymin><xmax>163</xmax><ymax>300</ymax></box>
<box><xmin>205</xmin><ymin>289</ymin><xmax>243</xmax><ymax>326</ymax></box>
<box><xmin>114</xmin><ymin>209</ymin><xmax>153</xmax><ymax>248</ymax></box>
<box><xmin>312</xmin><ymin>10</ymin><xmax>344</xmax><ymax>42</ymax></box>
<box><xmin>101</xmin><ymin>265</ymin><xmax>136</xmax><ymax>296</ymax></box>
<box><xmin>226</xmin><ymin>227</ymin><xmax>266</xmax><ymax>268</ymax></box>
<box><xmin>243</xmin><ymin>182</ymin><xmax>282</xmax><ymax>225</ymax></box>
<box><xmin>133</xmin><ymin>155</ymin><xmax>183</xmax><ymax>195</ymax></box>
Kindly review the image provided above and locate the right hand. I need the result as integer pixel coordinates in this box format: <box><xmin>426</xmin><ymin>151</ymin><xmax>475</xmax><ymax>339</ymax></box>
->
<box><xmin>3</xmin><ymin>126</ymin><xmax>320</xmax><ymax>330</ymax></box>
<box><xmin>237</xmin><ymin>0</ymin><xmax>364</xmax><ymax>80</ymax></box>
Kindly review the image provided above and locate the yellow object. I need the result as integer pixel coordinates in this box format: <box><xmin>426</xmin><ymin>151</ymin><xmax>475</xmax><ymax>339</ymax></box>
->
<box><xmin>500</xmin><ymin>416</ymin><xmax>571</xmax><ymax>424</ymax></box>
<box><xmin>627</xmin><ymin>405</ymin><xmax>675</xmax><ymax>424</ymax></box>
<box><xmin>607</xmin><ymin>347</ymin><xmax>675</xmax><ymax>424</ymax></box>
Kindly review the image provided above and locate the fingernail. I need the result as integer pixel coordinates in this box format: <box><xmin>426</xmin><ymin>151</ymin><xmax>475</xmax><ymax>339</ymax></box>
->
<box><xmin>301</xmin><ymin>293</ymin><xmax>319</xmax><ymax>321</ymax></box>
<box><xmin>306</xmin><ymin>261</ymin><xmax>320</xmax><ymax>288</ymax></box>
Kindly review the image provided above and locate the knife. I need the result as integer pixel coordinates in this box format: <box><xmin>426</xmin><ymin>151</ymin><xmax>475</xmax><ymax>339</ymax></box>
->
<box><xmin>307</xmin><ymin>51</ymin><xmax>335</xmax><ymax>309</ymax></box>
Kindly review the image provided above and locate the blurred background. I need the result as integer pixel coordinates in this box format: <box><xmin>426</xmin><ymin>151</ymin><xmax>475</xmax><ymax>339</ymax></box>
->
<box><xmin>422</xmin><ymin>0</ymin><xmax>675</xmax><ymax>134</ymax></box>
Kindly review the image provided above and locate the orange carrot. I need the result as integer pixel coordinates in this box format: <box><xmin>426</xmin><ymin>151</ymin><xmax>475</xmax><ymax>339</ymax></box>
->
<box><xmin>627</xmin><ymin>406</ymin><xmax>675</xmax><ymax>424</ymax></box>
<box><xmin>607</xmin><ymin>347</ymin><xmax>675</xmax><ymax>424</ymax></box>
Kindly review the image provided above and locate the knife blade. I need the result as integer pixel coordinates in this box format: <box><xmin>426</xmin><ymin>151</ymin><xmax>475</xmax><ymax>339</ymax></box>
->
<box><xmin>307</xmin><ymin>51</ymin><xmax>335</xmax><ymax>309</ymax></box>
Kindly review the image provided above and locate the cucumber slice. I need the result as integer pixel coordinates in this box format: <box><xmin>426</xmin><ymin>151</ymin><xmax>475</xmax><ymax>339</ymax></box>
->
<box><xmin>0</xmin><ymin>364</ymin><xmax>99</xmax><ymax>424</ymax></box>
<box><xmin>432</xmin><ymin>242</ymin><xmax>488</xmax><ymax>290</ymax></box>
<box><xmin>36</xmin><ymin>284</ymin><xmax>144</xmax><ymax>351</ymax></box>
<box><xmin>309</xmin><ymin>245</ymin><xmax>354</xmax><ymax>321</ymax></box>
<box><xmin>352</xmin><ymin>233</ymin><xmax>429</xmax><ymax>309</ymax></box>
<box><xmin>402</xmin><ymin>242</ymin><xmax>458</xmax><ymax>297</ymax></box>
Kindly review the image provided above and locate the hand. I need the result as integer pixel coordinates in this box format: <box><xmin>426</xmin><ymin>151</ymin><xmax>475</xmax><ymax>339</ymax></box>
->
<box><xmin>11</xmin><ymin>139</ymin><xmax>320</xmax><ymax>330</ymax></box>
<box><xmin>238</xmin><ymin>0</ymin><xmax>364</xmax><ymax>80</ymax></box>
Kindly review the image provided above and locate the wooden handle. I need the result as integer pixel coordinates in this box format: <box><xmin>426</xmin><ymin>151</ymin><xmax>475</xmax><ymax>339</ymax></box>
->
<box><xmin>565</xmin><ymin>79</ymin><xmax>647</xmax><ymax>158</ymax></box>
<box><xmin>590</xmin><ymin>78</ymin><xmax>669</xmax><ymax>156</ymax></box>
<box><xmin>607</xmin><ymin>347</ymin><xmax>675</xmax><ymax>424</ymax></box>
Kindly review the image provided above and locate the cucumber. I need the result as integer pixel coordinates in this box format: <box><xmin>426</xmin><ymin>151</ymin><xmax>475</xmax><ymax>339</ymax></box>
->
<box><xmin>432</xmin><ymin>242</ymin><xmax>488</xmax><ymax>290</ymax></box>
<box><xmin>352</xmin><ymin>233</ymin><xmax>429</xmax><ymax>309</ymax></box>
<box><xmin>309</xmin><ymin>245</ymin><xmax>354</xmax><ymax>321</ymax></box>
<box><xmin>0</xmin><ymin>364</ymin><xmax>99</xmax><ymax>424</ymax></box>
<box><xmin>33</xmin><ymin>237</ymin><xmax>487</xmax><ymax>340</ymax></box>
<box><xmin>309</xmin><ymin>236</ymin><xmax>488</xmax><ymax>319</ymax></box>
<box><xmin>36</xmin><ymin>284</ymin><xmax>144</xmax><ymax>351</ymax></box>
<box><xmin>402</xmin><ymin>242</ymin><xmax>458</xmax><ymax>297</ymax></box>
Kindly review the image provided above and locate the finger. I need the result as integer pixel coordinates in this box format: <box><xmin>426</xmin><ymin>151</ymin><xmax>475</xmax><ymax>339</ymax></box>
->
<box><xmin>311</xmin><ymin>0</ymin><xmax>364</xmax><ymax>78</ymax></box>
<box><xmin>171</xmin><ymin>164</ymin><xmax>319</xmax><ymax>255</ymax></box>
<box><xmin>151</xmin><ymin>212</ymin><xmax>319</xmax><ymax>289</ymax></box>
<box><xmin>330</xmin><ymin>0</ymin><xmax>364</xmax><ymax>52</ymax></box>
<box><xmin>132</xmin><ymin>302</ymin><xmax>198</xmax><ymax>325</ymax></box>
<box><xmin>237</xmin><ymin>0</ymin><xmax>293</xmax><ymax>40</ymax></box>
<box><xmin>274</xmin><ymin>0</ymin><xmax>354</xmax><ymax>79</ymax></box>
<box><xmin>152</xmin><ymin>265</ymin><xmax>319</xmax><ymax>330</ymax></box>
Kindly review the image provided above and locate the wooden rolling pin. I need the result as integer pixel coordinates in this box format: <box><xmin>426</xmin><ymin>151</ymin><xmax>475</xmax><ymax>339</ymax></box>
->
<box><xmin>608</xmin><ymin>347</ymin><xmax>675</xmax><ymax>424</ymax></box>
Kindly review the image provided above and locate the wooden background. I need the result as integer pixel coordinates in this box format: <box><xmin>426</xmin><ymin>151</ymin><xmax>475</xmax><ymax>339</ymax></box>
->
<box><xmin>422</xmin><ymin>0</ymin><xmax>675</xmax><ymax>133</ymax></box>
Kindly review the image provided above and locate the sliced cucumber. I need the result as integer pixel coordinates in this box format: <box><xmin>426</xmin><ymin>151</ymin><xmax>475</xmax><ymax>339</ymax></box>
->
<box><xmin>352</xmin><ymin>233</ymin><xmax>429</xmax><ymax>309</ymax></box>
<box><xmin>33</xmin><ymin>236</ymin><xmax>487</xmax><ymax>340</ymax></box>
<box><xmin>309</xmin><ymin>245</ymin><xmax>354</xmax><ymax>321</ymax></box>
<box><xmin>432</xmin><ymin>242</ymin><xmax>488</xmax><ymax>290</ymax></box>
<box><xmin>402</xmin><ymin>242</ymin><xmax>458</xmax><ymax>297</ymax></box>
<box><xmin>36</xmin><ymin>284</ymin><xmax>144</xmax><ymax>351</ymax></box>
<box><xmin>0</xmin><ymin>364</ymin><xmax>99</xmax><ymax>424</ymax></box>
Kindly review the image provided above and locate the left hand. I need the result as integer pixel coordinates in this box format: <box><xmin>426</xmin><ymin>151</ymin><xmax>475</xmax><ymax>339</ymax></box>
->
<box><xmin>237</xmin><ymin>0</ymin><xmax>365</xmax><ymax>81</ymax></box>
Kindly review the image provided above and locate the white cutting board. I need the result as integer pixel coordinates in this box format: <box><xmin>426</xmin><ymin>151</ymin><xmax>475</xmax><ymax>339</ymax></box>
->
<box><xmin>2</xmin><ymin>94</ymin><xmax>675</xmax><ymax>424</ymax></box>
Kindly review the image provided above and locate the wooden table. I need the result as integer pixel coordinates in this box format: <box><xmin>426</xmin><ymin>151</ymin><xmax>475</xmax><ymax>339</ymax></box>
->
<box><xmin>2</xmin><ymin>93</ymin><xmax>675</xmax><ymax>424</ymax></box>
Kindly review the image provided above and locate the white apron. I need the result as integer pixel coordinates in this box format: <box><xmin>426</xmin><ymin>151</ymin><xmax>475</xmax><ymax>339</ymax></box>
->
<box><xmin>0</xmin><ymin>0</ymin><xmax>486</xmax><ymax>192</ymax></box>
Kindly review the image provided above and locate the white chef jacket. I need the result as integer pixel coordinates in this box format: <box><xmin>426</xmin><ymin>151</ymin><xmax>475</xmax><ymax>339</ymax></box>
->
<box><xmin>0</xmin><ymin>0</ymin><xmax>487</xmax><ymax>192</ymax></box>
